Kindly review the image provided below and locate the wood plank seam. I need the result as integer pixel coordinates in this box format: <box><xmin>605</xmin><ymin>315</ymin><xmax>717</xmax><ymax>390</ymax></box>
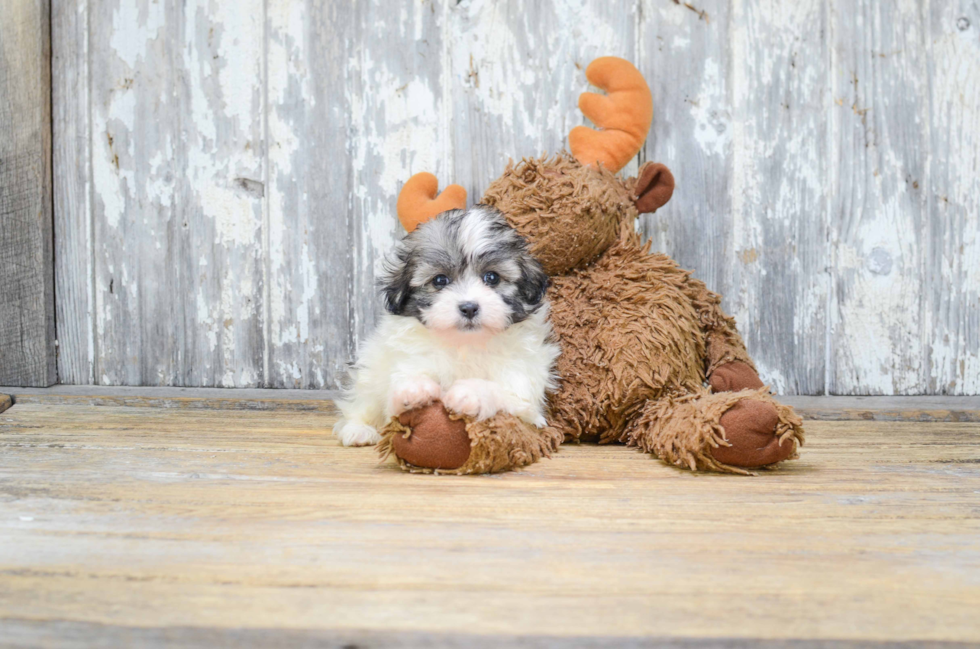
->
<box><xmin>2</xmin><ymin>388</ymin><xmax>979</xmax><ymax>421</ymax></box>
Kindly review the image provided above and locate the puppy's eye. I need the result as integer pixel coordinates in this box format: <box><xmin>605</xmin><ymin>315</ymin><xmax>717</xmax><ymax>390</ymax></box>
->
<box><xmin>482</xmin><ymin>271</ymin><xmax>500</xmax><ymax>287</ymax></box>
<box><xmin>432</xmin><ymin>274</ymin><xmax>450</xmax><ymax>288</ymax></box>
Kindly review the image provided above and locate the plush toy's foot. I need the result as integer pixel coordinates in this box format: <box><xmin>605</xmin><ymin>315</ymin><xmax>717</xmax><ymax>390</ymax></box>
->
<box><xmin>389</xmin><ymin>401</ymin><xmax>471</xmax><ymax>470</ymax></box>
<box><xmin>708</xmin><ymin>361</ymin><xmax>764</xmax><ymax>392</ymax></box>
<box><xmin>711</xmin><ymin>399</ymin><xmax>795</xmax><ymax>468</ymax></box>
<box><xmin>626</xmin><ymin>387</ymin><xmax>804</xmax><ymax>475</ymax></box>
<box><xmin>378</xmin><ymin>402</ymin><xmax>563</xmax><ymax>475</ymax></box>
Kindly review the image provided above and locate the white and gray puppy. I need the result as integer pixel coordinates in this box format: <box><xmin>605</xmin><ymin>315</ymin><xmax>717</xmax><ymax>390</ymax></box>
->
<box><xmin>334</xmin><ymin>205</ymin><xmax>559</xmax><ymax>447</ymax></box>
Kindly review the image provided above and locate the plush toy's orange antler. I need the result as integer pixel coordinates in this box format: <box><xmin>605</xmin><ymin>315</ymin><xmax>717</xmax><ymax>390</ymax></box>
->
<box><xmin>569</xmin><ymin>57</ymin><xmax>653</xmax><ymax>173</ymax></box>
<box><xmin>396</xmin><ymin>173</ymin><xmax>468</xmax><ymax>232</ymax></box>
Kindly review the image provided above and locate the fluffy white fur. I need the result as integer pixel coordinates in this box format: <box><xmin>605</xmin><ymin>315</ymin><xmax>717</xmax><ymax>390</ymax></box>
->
<box><xmin>334</xmin><ymin>307</ymin><xmax>558</xmax><ymax>446</ymax></box>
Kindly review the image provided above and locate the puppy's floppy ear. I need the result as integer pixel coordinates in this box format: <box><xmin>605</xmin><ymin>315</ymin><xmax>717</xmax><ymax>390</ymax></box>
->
<box><xmin>380</xmin><ymin>248</ymin><xmax>414</xmax><ymax>315</ymax></box>
<box><xmin>518</xmin><ymin>256</ymin><xmax>550</xmax><ymax>306</ymax></box>
<box><xmin>383</xmin><ymin>276</ymin><xmax>412</xmax><ymax>315</ymax></box>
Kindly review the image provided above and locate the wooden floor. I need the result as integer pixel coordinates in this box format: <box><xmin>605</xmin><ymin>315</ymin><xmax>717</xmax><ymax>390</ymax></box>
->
<box><xmin>1</xmin><ymin>393</ymin><xmax>979</xmax><ymax>647</ymax></box>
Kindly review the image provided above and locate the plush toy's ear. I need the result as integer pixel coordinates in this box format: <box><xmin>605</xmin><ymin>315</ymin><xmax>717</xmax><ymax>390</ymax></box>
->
<box><xmin>397</xmin><ymin>172</ymin><xmax>467</xmax><ymax>232</ymax></box>
<box><xmin>632</xmin><ymin>162</ymin><xmax>675</xmax><ymax>214</ymax></box>
<box><xmin>569</xmin><ymin>57</ymin><xmax>653</xmax><ymax>173</ymax></box>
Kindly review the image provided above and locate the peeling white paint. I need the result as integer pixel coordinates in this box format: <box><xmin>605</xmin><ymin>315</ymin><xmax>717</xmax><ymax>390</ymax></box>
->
<box><xmin>266</xmin><ymin>0</ymin><xmax>308</xmax><ymax>353</ymax></box>
<box><xmin>200</xmin><ymin>185</ymin><xmax>261</xmax><ymax>247</ymax></box>
<box><xmin>110</xmin><ymin>0</ymin><xmax>166</xmax><ymax>69</ymax></box>
<box><xmin>695</xmin><ymin>60</ymin><xmax>730</xmax><ymax>159</ymax></box>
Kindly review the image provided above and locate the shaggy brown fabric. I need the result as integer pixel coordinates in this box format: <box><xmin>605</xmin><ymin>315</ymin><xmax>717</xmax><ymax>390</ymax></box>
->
<box><xmin>482</xmin><ymin>154</ymin><xmax>635</xmax><ymax>275</ymax></box>
<box><xmin>703</xmin><ymin>330</ymin><xmax>756</xmax><ymax>378</ymax></box>
<box><xmin>709</xmin><ymin>361</ymin><xmax>765</xmax><ymax>393</ymax></box>
<box><xmin>378</xmin><ymin>404</ymin><xmax>563</xmax><ymax>475</ymax></box>
<box><xmin>547</xmin><ymin>224</ymin><xmax>706</xmax><ymax>442</ymax></box>
<box><xmin>676</xmin><ymin>276</ymin><xmax>757</xmax><ymax>377</ymax></box>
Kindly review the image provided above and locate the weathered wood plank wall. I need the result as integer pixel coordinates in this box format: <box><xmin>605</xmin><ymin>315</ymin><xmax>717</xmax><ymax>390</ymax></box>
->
<box><xmin>0</xmin><ymin>0</ymin><xmax>56</xmax><ymax>387</ymax></box>
<box><xmin>50</xmin><ymin>0</ymin><xmax>980</xmax><ymax>395</ymax></box>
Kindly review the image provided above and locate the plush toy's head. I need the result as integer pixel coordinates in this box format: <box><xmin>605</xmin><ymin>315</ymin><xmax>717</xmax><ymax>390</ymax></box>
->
<box><xmin>481</xmin><ymin>152</ymin><xmax>644</xmax><ymax>275</ymax></box>
<box><xmin>396</xmin><ymin>57</ymin><xmax>675</xmax><ymax>276</ymax></box>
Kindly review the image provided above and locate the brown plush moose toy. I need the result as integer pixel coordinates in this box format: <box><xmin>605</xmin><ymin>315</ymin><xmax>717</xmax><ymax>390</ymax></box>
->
<box><xmin>378</xmin><ymin>57</ymin><xmax>804</xmax><ymax>475</ymax></box>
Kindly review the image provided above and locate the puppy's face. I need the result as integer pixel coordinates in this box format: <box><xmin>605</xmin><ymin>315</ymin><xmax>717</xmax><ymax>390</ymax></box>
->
<box><xmin>381</xmin><ymin>205</ymin><xmax>549</xmax><ymax>339</ymax></box>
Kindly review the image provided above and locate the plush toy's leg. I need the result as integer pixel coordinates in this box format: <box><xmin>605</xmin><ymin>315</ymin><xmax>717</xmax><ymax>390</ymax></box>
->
<box><xmin>681</xmin><ymin>274</ymin><xmax>778</xmax><ymax>393</ymax></box>
<box><xmin>623</xmin><ymin>388</ymin><xmax>804</xmax><ymax>475</ymax></box>
<box><xmin>677</xmin><ymin>273</ymin><xmax>766</xmax><ymax>387</ymax></box>
<box><xmin>377</xmin><ymin>401</ymin><xmax>563</xmax><ymax>475</ymax></box>
<box><xmin>685</xmin><ymin>281</ymin><xmax>772</xmax><ymax>393</ymax></box>
<box><xmin>708</xmin><ymin>361</ymin><xmax>764</xmax><ymax>392</ymax></box>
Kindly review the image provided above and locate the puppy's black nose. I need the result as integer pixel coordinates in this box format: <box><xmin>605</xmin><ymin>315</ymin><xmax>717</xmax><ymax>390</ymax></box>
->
<box><xmin>458</xmin><ymin>302</ymin><xmax>480</xmax><ymax>319</ymax></box>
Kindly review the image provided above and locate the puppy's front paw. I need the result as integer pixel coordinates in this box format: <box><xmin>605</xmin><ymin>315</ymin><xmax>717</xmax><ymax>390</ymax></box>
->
<box><xmin>388</xmin><ymin>376</ymin><xmax>442</xmax><ymax>416</ymax></box>
<box><xmin>335</xmin><ymin>421</ymin><xmax>381</xmax><ymax>447</ymax></box>
<box><xmin>443</xmin><ymin>379</ymin><xmax>500</xmax><ymax>421</ymax></box>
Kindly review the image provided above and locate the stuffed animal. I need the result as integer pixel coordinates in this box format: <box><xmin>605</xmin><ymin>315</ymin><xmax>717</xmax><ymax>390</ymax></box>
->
<box><xmin>377</xmin><ymin>57</ymin><xmax>804</xmax><ymax>475</ymax></box>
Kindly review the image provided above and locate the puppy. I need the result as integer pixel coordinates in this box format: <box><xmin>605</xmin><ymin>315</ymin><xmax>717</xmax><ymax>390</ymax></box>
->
<box><xmin>334</xmin><ymin>205</ymin><xmax>559</xmax><ymax>447</ymax></box>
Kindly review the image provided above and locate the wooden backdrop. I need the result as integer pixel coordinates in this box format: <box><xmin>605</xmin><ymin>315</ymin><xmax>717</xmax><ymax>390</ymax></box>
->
<box><xmin>50</xmin><ymin>0</ymin><xmax>980</xmax><ymax>395</ymax></box>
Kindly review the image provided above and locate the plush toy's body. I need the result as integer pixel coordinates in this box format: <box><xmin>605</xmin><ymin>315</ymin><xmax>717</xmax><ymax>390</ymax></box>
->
<box><xmin>379</xmin><ymin>58</ymin><xmax>804</xmax><ymax>475</ymax></box>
